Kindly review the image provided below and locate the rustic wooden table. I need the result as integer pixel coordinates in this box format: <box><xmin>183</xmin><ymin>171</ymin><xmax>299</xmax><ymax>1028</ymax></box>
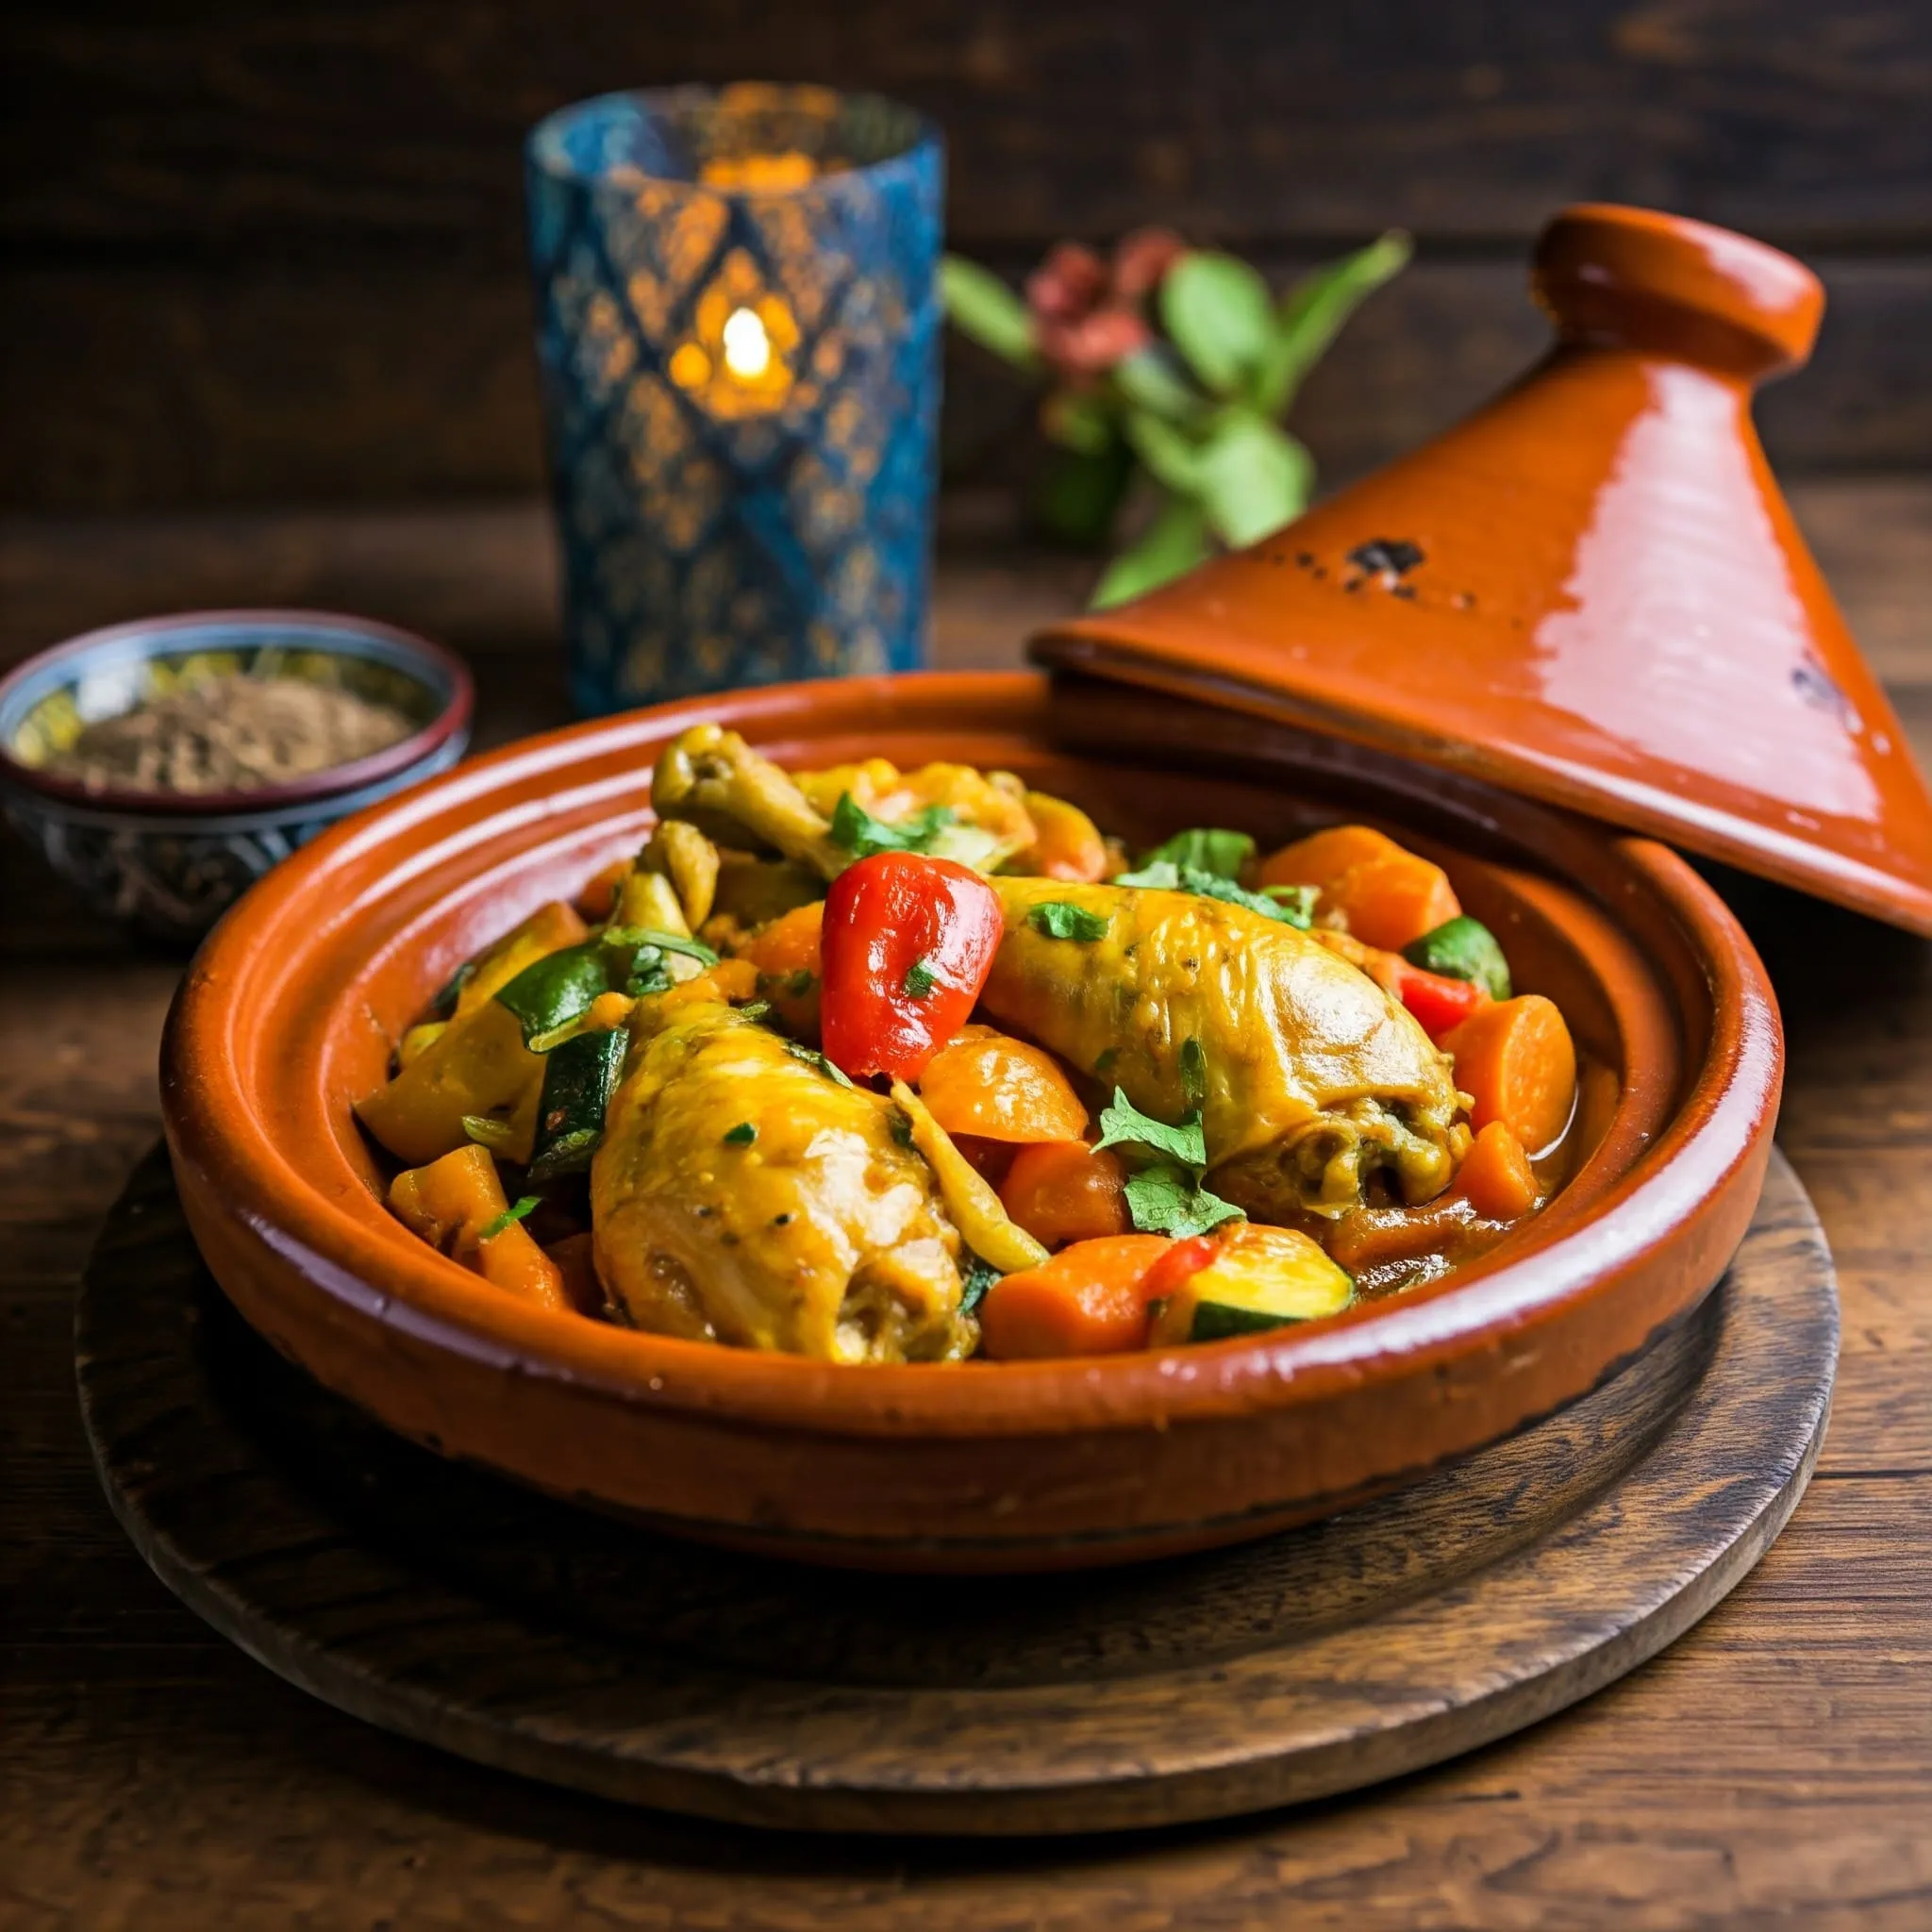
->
<box><xmin>4</xmin><ymin>485</ymin><xmax>1929</xmax><ymax>1928</ymax></box>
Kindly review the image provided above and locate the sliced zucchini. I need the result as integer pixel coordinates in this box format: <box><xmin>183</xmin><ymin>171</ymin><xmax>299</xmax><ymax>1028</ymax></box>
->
<box><xmin>1149</xmin><ymin>1224</ymin><xmax>1354</xmax><ymax>1345</ymax></box>
<box><xmin>525</xmin><ymin>1025</ymin><xmax>630</xmax><ymax>1182</ymax></box>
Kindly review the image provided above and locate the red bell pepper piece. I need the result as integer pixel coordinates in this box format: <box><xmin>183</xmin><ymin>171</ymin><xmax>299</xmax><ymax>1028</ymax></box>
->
<box><xmin>1391</xmin><ymin>958</ymin><xmax>1491</xmax><ymax>1041</ymax></box>
<box><xmin>820</xmin><ymin>852</ymin><xmax>1005</xmax><ymax>1081</ymax></box>
<box><xmin>1139</xmin><ymin>1231</ymin><xmax>1221</xmax><ymax>1306</ymax></box>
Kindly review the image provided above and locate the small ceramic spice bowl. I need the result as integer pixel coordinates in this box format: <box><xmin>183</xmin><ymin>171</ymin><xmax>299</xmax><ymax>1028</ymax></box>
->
<box><xmin>0</xmin><ymin>610</ymin><xmax>473</xmax><ymax>941</ymax></box>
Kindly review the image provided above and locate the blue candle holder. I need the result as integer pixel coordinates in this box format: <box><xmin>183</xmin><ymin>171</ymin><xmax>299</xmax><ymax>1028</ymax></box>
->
<box><xmin>526</xmin><ymin>86</ymin><xmax>944</xmax><ymax>715</ymax></box>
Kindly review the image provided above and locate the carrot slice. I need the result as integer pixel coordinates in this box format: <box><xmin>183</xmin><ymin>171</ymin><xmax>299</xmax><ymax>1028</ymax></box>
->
<box><xmin>977</xmin><ymin>1235</ymin><xmax>1175</xmax><ymax>1359</ymax></box>
<box><xmin>1258</xmin><ymin>824</ymin><xmax>1460</xmax><ymax>951</ymax></box>
<box><xmin>1440</xmin><ymin>994</ymin><xmax>1578</xmax><ymax>1154</ymax></box>
<box><xmin>918</xmin><ymin>1027</ymin><xmax>1090</xmax><ymax>1143</ymax></box>
<box><xmin>388</xmin><ymin>1143</ymin><xmax>508</xmax><ymax>1249</ymax></box>
<box><xmin>469</xmin><ymin>1221</ymin><xmax>570</xmax><ymax>1312</ymax></box>
<box><xmin>732</xmin><ymin>900</ymin><xmax>824</xmax><ymax>1039</ymax></box>
<box><xmin>998</xmin><ymin>1141</ymin><xmax>1131</xmax><ymax>1247</ymax></box>
<box><xmin>1456</xmin><ymin>1120</ymin><xmax>1539</xmax><ymax>1221</ymax></box>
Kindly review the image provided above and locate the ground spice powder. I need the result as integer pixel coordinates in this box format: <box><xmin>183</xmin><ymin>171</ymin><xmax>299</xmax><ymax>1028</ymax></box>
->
<box><xmin>50</xmin><ymin>674</ymin><xmax>415</xmax><ymax>795</ymax></box>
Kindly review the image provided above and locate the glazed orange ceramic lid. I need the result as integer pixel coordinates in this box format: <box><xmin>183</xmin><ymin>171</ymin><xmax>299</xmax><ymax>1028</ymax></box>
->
<box><xmin>1033</xmin><ymin>203</ymin><xmax>1932</xmax><ymax>936</ymax></box>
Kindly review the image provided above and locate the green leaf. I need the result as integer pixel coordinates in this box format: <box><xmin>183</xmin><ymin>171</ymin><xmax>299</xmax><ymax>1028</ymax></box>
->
<box><xmin>1112</xmin><ymin>859</ymin><xmax>1312</xmax><ymax>926</ymax></box>
<box><xmin>1093</xmin><ymin>1089</ymin><xmax>1208</xmax><ymax>1167</ymax></box>
<box><xmin>477</xmin><ymin>1194</ymin><xmax>540</xmax><ymax>1242</ymax></box>
<box><xmin>1262</xmin><ymin>883</ymin><xmax>1321</xmax><ymax>924</ymax></box>
<box><xmin>1194</xmin><ymin>414</ymin><xmax>1313</xmax><ymax>549</ymax></box>
<box><xmin>903</xmin><ymin>958</ymin><xmax>939</xmax><ymax>998</ymax></box>
<box><xmin>828</xmin><ymin>792</ymin><xmax>956</xmax><ymax>860</ymax></box>
<box><xmin>1180</xmin><ymin>1036</ymin><xmax>1208</xmax><ymax>1108</ymax></box>
<box><xmin>1403</xmin><ymin>914</ymin><xmax>1514</xmax><ymax>1002</ymax></box>
<box><xmin>1123</xmin><ymin>1161</ymin><xmax>1246</xmax><ymax>1238</ymax></box>
<box><xmin>1027</xmin><ymin>901</ymin><xmax>1110</xmax><ymax>942</ymax></box>
<box><xmin>1255</xmin><ymin>230</ymin><xmax>1412</xmax><ymax>416</ymax></box>
<box><xmin>601</xmin><ymin>926</ymin><xmax>720</xmax><ymax>966</ymax></box>
<box><xmin>940</xmin><ymin>256</ymin><xmax>1039</xmax><ymax>370</ymax></box>
<box><xmin>786</xmin><ymin>1041</ymin><xmax>856</xmax><ymax>1088</ymax></box>
<box><xmin>1112</xmin><ymin>345</ymin><xmax>1209</xmax><ymax>424</ymax></box>
<box><xmin>723</xmin><ymin>1122</ymin><xmax>758</xmax><ymax>1145</ymax></box>
<box><xmin>1122</xmin><ymin>411</ymin><xmax>1205</xmax><ymax>495</ymax></box>
<box><xmin>1089</xmin><ymin>497</ymin><xmax>1213</xmax><ymax>609</ymax></box>
<box><xmin>1140</xmin><ymin>827</ymin><xmax>1255</xmax><ymax>879</ymax></box>
<box><xmin>1159</xmin><ymin>252</ymin><xmax>1275</xmax><ymax>396</ymax></box>
<box><xmin>958</xmin><ymin>1254</ymin><xmax>1001</xmax><ymax>1316</ymax></box>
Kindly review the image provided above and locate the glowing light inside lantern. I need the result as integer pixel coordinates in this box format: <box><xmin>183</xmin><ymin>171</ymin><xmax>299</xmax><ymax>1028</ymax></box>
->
<box><xmin>722</xmin><ymin>307</ymin><xmax>773</xmax><ymax>381</ymax></box>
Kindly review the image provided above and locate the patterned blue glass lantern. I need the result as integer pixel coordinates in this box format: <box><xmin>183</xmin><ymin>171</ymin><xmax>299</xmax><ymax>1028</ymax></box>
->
<box><xmin>526</xmin><ymin>86</ymin><xmax>943</xmax><ymax>715</ymax></box>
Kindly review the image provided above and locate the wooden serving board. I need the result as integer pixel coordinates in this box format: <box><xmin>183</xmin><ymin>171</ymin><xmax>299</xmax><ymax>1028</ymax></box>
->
<box><xmin>76</xmin><ymin>1144</ymin><xmax>1837</xmax><ymax>1837</ymax></box>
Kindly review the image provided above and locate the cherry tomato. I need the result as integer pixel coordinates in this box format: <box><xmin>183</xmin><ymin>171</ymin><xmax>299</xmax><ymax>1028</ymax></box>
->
<box><xmin>1139</xmin><ymin>1233</ymin><xmax>1220</xmax><ymax>1304</ymax></box>
<box><xmin>819</xmin><ymin>852</ymin><xmax>1004</xmax><ymax>1081</ymax></box>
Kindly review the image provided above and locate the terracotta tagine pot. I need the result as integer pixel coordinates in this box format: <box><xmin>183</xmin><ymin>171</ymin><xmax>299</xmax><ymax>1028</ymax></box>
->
<box><xmin>161</xmin><ymin>674</ymin><xmax>1779</xmax><ymax>1572</ymax></box>
<box><xmin>1036</xmin><ymin>203</ymin><xmax>1932</xmax><ymax>935</ymax></box>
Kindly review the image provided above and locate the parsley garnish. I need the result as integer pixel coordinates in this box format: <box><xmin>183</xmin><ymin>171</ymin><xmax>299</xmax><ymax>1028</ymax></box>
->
<box><xmin>903</xmin><ymin>958</ymin><xmax>939</xmax><ymax>998</ymax></box>
<box><xmin>959</xmin><ymin>1254</ymin><xmax>1001</xmax><ymax>1316</ymax></box>
<box><xmin>736</xmin><ymin>1000</ymin><xmax>773</xmax><ymax>1023</ymax></box>
<box><xmin>723</xmin><ymin>1122</ymin><xmax>758</xmax><ymax>1145</ymax></box>
<box><xmin>1123</xmin><ymin>1163</ymin><xmax>1245</xmax><ymax>1239</ymax></box>
<box><xmin>1028</xmin><ymin>901</ymin><xmax>1110</xmax><ymax>942</ymax></box>
<box><xmin>784</xmin><ymin>968</ymin><xmax>816</xmax><ymax>997</ymax></box>
<box><xmin>829</xmin><ymin>792</ymin><xmax>956</xmax><ymax>859</ymax></box>
<box><xmin>786</xmin><ymin>1041</ymin><xmax>855</xmax><ymax>1088</ymax></box>
<box><xmin>601</xmin><ymin>926</ymin><xmax>719</xmax><ymax>966</ymax></box>
<box><xmin>477</xmin><ymin>1194</ymin><xmax>540</xmax><ymax>1241</ymax></box>
<box><xmin>1093</xmin><ymin>1088</ymin><xmax>1208</xmax><ymax>1166</ymax></box>
<box><xmin>1090</xmin><ymin>1082</ymin><xmax>1245</xmax><ymax>1239</ymax></box>
<box><xmin>1138</xmin><ymin>827</ymin><xmax>1256</xmax><ymax>880</ymax></box>
<box><xmin>1112</xmin><ymin>859</ymin><xmax>1312</xmax><ymax>927</ymax></box>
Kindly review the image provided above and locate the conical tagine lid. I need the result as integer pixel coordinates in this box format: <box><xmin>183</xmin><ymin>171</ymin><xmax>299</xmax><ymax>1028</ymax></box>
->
<box><xmin>1032</xmin><ymin>204</ymin><xmax>1932</xmax><ymax>935</ymax></box>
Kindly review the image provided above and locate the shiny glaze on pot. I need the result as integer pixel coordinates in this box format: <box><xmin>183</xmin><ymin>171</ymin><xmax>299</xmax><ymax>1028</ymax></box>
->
<box><xmin>1035</xmin><ymin>204</ymin><xmax>1932</xmax><ymax>937</ymax></box>
<box><xmin>161</xmin><ymin>674</ymin><xmax>1781</xmax><ymax>1572</ymax></box>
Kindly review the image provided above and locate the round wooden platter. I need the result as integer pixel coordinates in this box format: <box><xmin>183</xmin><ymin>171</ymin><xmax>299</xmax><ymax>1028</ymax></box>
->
<box><xmin>77</xmin><ymin>1144</ymin><xmax>1837</xmax><ymax>1838</ymax></box>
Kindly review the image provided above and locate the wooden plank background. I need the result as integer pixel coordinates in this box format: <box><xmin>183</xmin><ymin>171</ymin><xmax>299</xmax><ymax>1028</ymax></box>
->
<box><xmin>4</xmin><ymin>0</ymin><xmax>1930</xmax><ymax>514</ymax></box>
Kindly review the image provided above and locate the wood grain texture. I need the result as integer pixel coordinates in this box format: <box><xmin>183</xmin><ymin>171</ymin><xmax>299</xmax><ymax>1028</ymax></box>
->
<box><xmin>3</xmin><ymin>501</ymin><xmax>1930</xmax><ymax>1922</ymax></box>
<box><xmin>4</xmin><ymin>2</ymin><xmax>1931</xmax><ymax>510</ymax></box>
<box><xmin>73</xmin><ymin>1145</ymin><xmax>1834</xmax><ymax>1834</ymax></box>
<box><xmin>6</xmin><ymin>254</ymin><xmax>1930</xmax><ymax>514</ymax></box>
<box><xmin>7</xmin><ymin>0</ymin><xmax>1930</xmax><ymax>254</ymax></box>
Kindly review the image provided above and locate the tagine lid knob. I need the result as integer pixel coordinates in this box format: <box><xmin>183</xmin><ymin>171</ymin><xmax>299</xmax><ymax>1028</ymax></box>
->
<box><xmin>1030</xmin><ymin>203</ymin><xmax>1932</xmax><ymax>936</ymax></box>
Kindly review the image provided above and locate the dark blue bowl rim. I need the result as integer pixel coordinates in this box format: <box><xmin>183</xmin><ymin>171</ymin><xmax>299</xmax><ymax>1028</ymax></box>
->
<box><xmin>525</xmin><ymin>84</ymin><xmax>941</xmax><ymax>193</ymax></box>
<box><xmin>0</xmin><ymin>608</ymin><xmax>475</xmax><ymax>819</ymax></box>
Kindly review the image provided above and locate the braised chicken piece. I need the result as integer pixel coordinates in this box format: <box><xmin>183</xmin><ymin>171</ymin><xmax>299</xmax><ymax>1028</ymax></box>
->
<box><xmin>980</xmin><ymin>877</ymin><xmax>1461</xmax><ymax>1214</ymax></box>
<box><xmin>591</xmin><ymin>998</ymin><xmax>975</xmax><ymax>1362</ymax></box>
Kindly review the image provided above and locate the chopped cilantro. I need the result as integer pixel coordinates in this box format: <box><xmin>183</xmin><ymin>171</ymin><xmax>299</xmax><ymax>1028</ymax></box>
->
<box><xmin>958</xmin><ymin>1254</ymin><xmax>1001</xmax><ymax>1316</ymax></box>
<box><xmin>1113</xmin><ymin>859</ymin><xmax>1311</xmax><ymax>927</ymax></box>
<box><xmin>736</xmin><ymin>1000</ymin><xmax>773</xmax><ymax>1023</ymax></box>
<box><xmin>903</xmin><ymin>958</ymin><xmax>940</xmax><ymax>998</ymax></box>
<box><xmin>477</xmin><ymin>1194</ymin><xmax>540</xmax><ymax>1241</ymax></box>
<box><xmin>601</xmin><ymin>926</ymin><xmax>719</xmax><ymax>965</ymax></box>
<box><xmin>786</xmin><ymin>1041</ymin><xmax>855</xmax><ymax>1088</ymax></box>
<box><xmin>1123</xmin><ymin>1163</ymin><xmax>1245</xmax><ymax>1239</ymax></box>
<box><xmin>784</xmin><ymin>967</ymin><xmax>816</xmax><ymax>997</ymax></box>
<box><xmin>723</xmin><ymin>1122</ymin><xmax>758</xmax><ymax>1146</ymax></box>
<box><xmin>1139</xmin><ymin>827</ymin><xmax>1256</xmax><ymax>880</ymax></box>
<box><xmin>829</xmin><ymin>792</ymin><xmax>956</xmax><ymax>859</ymax></box>
<box><xmin>1028</xmin><ymin>901</ymin><xmax>1110</xmax><ymax>942</ymax></box>
<box><xmin>1261</xmin><ymin>883</ymin><xmax>1321</xmax><ymax>923</ymax></box>
<box><xmin>1092</xmin><ymin>1088</ymin><xmax>1208</xmax><ymax>1166</ymax></box>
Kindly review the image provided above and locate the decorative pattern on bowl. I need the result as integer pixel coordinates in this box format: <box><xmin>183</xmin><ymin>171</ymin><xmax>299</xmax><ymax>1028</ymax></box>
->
<box><xmin>0</xmin><ymin>610</ymin><xmax>473</xmax><ymax>941</ymax></box>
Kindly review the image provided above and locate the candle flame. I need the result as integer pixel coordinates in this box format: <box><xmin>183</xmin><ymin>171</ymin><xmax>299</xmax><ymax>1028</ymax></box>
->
<box><xmin>722</xmin><ymin>307</ymin><xmax>773</xmax><ymax>380</ymax></box>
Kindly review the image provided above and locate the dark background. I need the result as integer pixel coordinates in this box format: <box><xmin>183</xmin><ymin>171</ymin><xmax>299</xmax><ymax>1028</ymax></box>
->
<box><xmin>3</xmin><ymin>0</ymin><xmax>1930</xmax><ymax>517</ymax></box>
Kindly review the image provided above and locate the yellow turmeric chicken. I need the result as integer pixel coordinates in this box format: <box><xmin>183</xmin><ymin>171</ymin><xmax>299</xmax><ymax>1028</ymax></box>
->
<box><xmin>357</xmin><ymin>722</ymin><xmax>1587</xmax><ymax>1364</ymax></box>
